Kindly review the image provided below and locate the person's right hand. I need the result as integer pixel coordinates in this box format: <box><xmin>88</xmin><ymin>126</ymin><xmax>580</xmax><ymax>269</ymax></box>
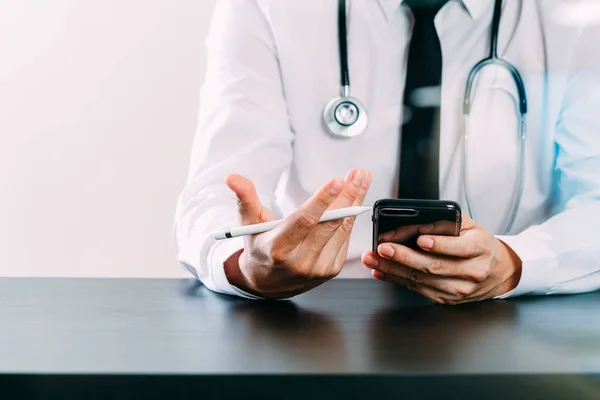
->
<box><xmin>223</xmin><ymin>168</ymin><xmax>371</xmax><ymax>299</ymax></box>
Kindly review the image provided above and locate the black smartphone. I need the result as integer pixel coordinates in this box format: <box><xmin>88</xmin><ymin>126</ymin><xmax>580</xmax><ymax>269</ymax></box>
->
<box><xmin>372</xmin><ymin>199</ymin><xmax>462</xmax><ymax>251</ymax></box>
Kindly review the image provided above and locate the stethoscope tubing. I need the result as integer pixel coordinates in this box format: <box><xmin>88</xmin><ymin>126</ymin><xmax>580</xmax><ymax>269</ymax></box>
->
<box><xmin>327</xmin><ymin>0</ymin><xmax>528</xmax><ymax>234</ymax></box>
<box><xmin>462</xmin><ymin>0</ymin><xmax>528</xmax><ymax>234</ymax></box>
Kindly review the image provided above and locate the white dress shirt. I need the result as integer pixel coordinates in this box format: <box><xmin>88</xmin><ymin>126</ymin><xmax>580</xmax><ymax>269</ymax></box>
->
<box><xmin>174</xmin><ymin>0</ymin><xmax>600</xmax><ymax>299</ymax></box>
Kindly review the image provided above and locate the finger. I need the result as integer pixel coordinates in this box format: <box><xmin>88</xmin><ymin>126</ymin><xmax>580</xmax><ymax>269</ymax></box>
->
<box><xmin>459</xmin><ymin>213</ymin><xmax>477</xmax><ymax>230</ymax></box>
<box><xmin>372</xmin><ymin>270</ymin><xmax>478</xmax><ymax>305</ymax></box>
<box><xmin>326</xmin><ymin>206</ymin><xmax>362</xmax><ymax>277</ymax></box>
<box><xmin>363</xmin><ymin>252</ymin><xmax>473</xmax><ymax>297</ymax></box>
<box><xmin>314</xmin><ymin>226</ymin><xmax>351</xmax><ymax>279</ymax></box>
<box><xmin>371</xmin><ymin>270</ymin><xmax>451</xmax><ymax>304</ymax></box>
<box><xmin>314</xmin><ymin>169</ymin><xmax>372</xmax><ymax>276</ymax></box>
<box><xmin>329</xmin><ymin>168</ymin><xmax>371</xmax><ymax>211</ymax></box>
<box><xmin>306</xmin><ymin>168</ymin><xmax>369</xmax><ymax>244</ymax></box>
<box><xmin>332</xmin><ymin>234</ymin><xmax>352</xmax><ymax>272</ymax></box>
<box><xmin>376</xmin><ymin>242</ymin><xmax>462</xmax><ymax>277</ymax></box>
<box><xmin>276</xmin><ymin>176</ymin><xmax>345</xmax><ymax>249</ymax></box>
<box><xmin>416</xmin><ymin>234</ymin><xmax>485</xmax><ymax>258</ymax></box>
<box><xmin>324</xmin><ymin>168</ymin><xmax>372</xmax><ymax>247</ymax></box>
<box><xmin>226</xmin><ymin>174</ymin><xmax>276</xmax><ymax>225</ymax></box>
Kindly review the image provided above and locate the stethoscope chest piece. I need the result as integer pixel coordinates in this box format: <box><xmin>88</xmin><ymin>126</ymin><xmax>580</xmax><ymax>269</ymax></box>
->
<box><xmin>324</xmin><ymin>0</ymin><xmax>368</xmax><ymax>139</ymax></box>
<box><xmin>323</xmin><ymin>94</ymin><xmax>368</xmax><ymax>138</ymax></box>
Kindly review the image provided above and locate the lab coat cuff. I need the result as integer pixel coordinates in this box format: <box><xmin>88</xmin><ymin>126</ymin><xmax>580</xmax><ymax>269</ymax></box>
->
<box><xmin>208</xmin><ymin>237</ymin><xmax>264</xmax><ymax>300</ymax></box>
<box><xmin>493</xmin><ymin>234</ymin><xmax>558</xmax><ymax>299</ymax></box>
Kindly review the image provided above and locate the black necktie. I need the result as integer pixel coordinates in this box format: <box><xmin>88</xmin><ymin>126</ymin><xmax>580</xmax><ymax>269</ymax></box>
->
<box><xmin>398</xmin><ymin>0</ymin><xmax>447</xmax><ymax>199</ymax></box>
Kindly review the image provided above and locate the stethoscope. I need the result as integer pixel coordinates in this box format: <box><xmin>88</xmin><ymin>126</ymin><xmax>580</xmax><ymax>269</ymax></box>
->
<box><xmin>323</xmin><ymin>0</ymin><xmax>528</xmax><ymax>234</ymax></box>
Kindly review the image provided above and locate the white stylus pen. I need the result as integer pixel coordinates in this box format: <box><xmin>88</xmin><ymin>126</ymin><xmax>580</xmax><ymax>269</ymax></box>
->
<box><xmin>213</xmin><ymin>206</ymin><xmax>372</xmax><ymax>240</ymax></box>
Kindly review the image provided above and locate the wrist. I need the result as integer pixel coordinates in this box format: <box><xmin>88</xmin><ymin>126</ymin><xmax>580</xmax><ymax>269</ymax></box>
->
<box><xmin>224</xmin><ymin>249</ymin><xmax>275</xmax><ymax>299</ymax></box>
<box><xmin>496</xmin><ymin>239</ymin><xmax>523</xmax><ymax>295</ymax></box>
<box><xmin>224</xmin><ymin>249</ymin><xmax>253</xmax><ymax>292</ymax></box>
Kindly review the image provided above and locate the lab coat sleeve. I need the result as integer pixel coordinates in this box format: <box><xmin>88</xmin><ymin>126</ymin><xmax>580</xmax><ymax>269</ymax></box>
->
<box><xmin>174</xmin><ymin>0</ymin><xmax>294</xmax><ymax>298</ymax></box>
<box><xmin>496</xmin><ymin>25</ymin><xmax>600</xmax><ymax>298</ymax></box>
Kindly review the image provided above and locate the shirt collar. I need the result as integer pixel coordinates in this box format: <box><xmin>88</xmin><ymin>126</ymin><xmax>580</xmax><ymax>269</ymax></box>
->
<box><xmin>376</xmin><ymin>0</ymin><xmax>493</xmax><ymax>21</ymax></box>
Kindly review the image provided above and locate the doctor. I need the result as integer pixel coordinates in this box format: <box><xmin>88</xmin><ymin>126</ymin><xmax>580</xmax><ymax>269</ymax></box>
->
<box><xmin>175</xmin><ymin>0</ymin><xmax>600</xmax><ymax>303</ymax></box>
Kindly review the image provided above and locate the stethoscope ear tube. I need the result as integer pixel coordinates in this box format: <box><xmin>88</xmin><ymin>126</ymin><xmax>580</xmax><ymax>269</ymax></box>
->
<box><xmin>337</xmin><ymin>0</ymin><xmax>350</xmax><ymax>89</ymax></box>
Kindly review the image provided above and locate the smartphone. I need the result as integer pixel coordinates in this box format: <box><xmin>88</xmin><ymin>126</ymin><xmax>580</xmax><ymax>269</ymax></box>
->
<box><xmin>372</xmin><ymin>199</ymin><xmax>462</xmax><ymax>251</ymax></box>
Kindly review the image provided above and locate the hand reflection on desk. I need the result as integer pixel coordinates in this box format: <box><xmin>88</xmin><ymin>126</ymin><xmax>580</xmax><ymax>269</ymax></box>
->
<box><xmin>367</xmin><ymin>292</ymin><xmax>517</xmax><ymax>373</ymax></box>
<box><xmin>228</xmin><ymin>301</ymin><xmax>349</xmax><ymax>371</ymax></box>
<box><xmin>182</xmin><ymin>279</ymin><xmax>600</xmax><ymax>379</ymax></box>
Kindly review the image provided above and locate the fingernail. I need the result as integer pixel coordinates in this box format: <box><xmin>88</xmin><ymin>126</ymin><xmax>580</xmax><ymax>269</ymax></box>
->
<box><xmin>362</xmin><ymin>171</ymin><xmax>372</xmax><ymax>188</ymax></box>
<box><xmin>352</xmin><ymin>169</ymin><xmax>364</xmax><ymax>186</ymax></box>
<box><xmin>363</xmin><ymin>254</ymin><xmax>379</xmax><ymax>268</ymax></box>
<box><xmin>378</xmin><ymin>244</ymin><xmax>395</xmax><ymax>258</ymax></box>
<box><xmin>345</xmin><ymin>169</ymin><xmax>355</xmax><ymax>181</ymax></box>
<box><xmin>419</xmin><ymin>236</ymin><xmax>434</xmax><ymax>249</ymax></box>
<box><xmin>329</xmin><ymin>177</ymin><xmax>344</xmax><ymax>194</ymax></box>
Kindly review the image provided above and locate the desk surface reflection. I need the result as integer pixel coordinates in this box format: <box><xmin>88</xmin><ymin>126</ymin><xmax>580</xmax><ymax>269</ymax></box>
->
<box><xmin>0</xmin><ymin>278</ymin><xmax>599</xmax><ymax>399</ymax></box>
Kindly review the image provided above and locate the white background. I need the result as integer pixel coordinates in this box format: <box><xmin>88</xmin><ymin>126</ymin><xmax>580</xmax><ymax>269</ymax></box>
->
<box><xmin>0</xmin><ymin>0</ymin><xmax>217</xmax><ymax>277</ymax></box>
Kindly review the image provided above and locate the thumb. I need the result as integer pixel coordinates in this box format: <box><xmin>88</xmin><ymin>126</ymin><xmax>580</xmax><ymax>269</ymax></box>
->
<box><xmin>460</xmin><ymin>213</ymin><xmax>477</xmax><ymax>232</ymax></box>
<box><xmin>226</xmin><ymin>174</ymin><xmax>270</xmax><ymax>225</ymax></box>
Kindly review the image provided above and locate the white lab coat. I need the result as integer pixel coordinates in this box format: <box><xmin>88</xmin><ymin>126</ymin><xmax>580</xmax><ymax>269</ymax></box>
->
<box><xmin>175</xmin><ymin>0</ymin><xmax>600</xmax><ymax>299</ymax></box>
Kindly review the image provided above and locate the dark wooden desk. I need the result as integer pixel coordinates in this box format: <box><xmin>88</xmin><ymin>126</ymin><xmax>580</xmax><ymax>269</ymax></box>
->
<box><xmin>0</xmin><ymin>278</ymin><xmax>599</xmax><ymax>399</ymax></box>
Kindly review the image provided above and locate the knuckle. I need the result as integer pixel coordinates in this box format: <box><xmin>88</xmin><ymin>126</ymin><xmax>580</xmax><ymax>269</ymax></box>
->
<box><xmin>321</xmin><ymin>218</ymin><xmax>342</xmax><ymax>232</ymax></box>
<box><xmin>294</xmin><ymin>261</ymin><xmax>313</xmax><ymax>277</ymax></box>
<box><xmin>398</xmin><ymin>249</ymin><xmax>410</xmax><ymax>265</ymax></box>
<box><xmin>354</xmin><ymin>195</ymin><xmax>366</xmax><ymax>206</ymax></box>
<box><xmin>465</xmin><ymin>242</ymin><xmax>482</xmax><ymax>257</ymax></box>
<box><xmin>295</xmin><ymin>213</ymin><xmax>319</xmax><ymax>230</ymax></box>
<box><xmin>343</xmin><ymin>190</ymin><xmax>358</xmax><ymax>203</ymax></box>
<box><xmin>319</xmin><ymin>266</ymin><xmax>337</xmax><ymax>280</ymax></box>
<box><xmin>469</xmin><ymin>266</ymin><xmax>490</xmax><ymax>283</ymax></box>
<box><xmin>269</xmin><ymin>248</ymin><xmax>286</xmax><ymax>264</ymax></box>
<box><xmin>455</xmin><ymin>284</ymin><xmax>476</xmax><ymax>297</ymax></box>
<box><xmin>310</xmin><ymin>263</ymin><xmax>327</xmax><ymax>277</ymax></box>
<box><xmin>314</xmin><ymin>193</ymin><xmax>332</xmax><ymax>209</ymax></box>
<box><xmin>426</xmin><ymin>258</ymin><xmax>444</xmax><ymax>275</ymax></box>
<box><xmin>410</xmin><ymin>269</ymin><xmax>423</xmax><ymax>283</ymax></box>
<box><xmin>317</xmin><ymin>262</ymin><xmax>333</xmax><ymax>273</ymax></box>
<box><xmin>268</xmin><ymin>239</ymin><xmax>290</xmax><ymax>264</ymax></box>
<box><xmin>329</xmin><ymin>265</ymin><xmax>343</xmax><ymax>278</ymax></box>
<box><xmin>339</xmin><ymin>217</ymin><xmax>355</xmax><ymax>235</ymax></box>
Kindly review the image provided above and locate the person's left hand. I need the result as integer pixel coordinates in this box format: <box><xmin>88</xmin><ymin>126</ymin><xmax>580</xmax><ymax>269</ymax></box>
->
<box><xmin>361</xmin><ymin>215</ymin><xmax>523</xmax><ymax>305</ymax></box>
